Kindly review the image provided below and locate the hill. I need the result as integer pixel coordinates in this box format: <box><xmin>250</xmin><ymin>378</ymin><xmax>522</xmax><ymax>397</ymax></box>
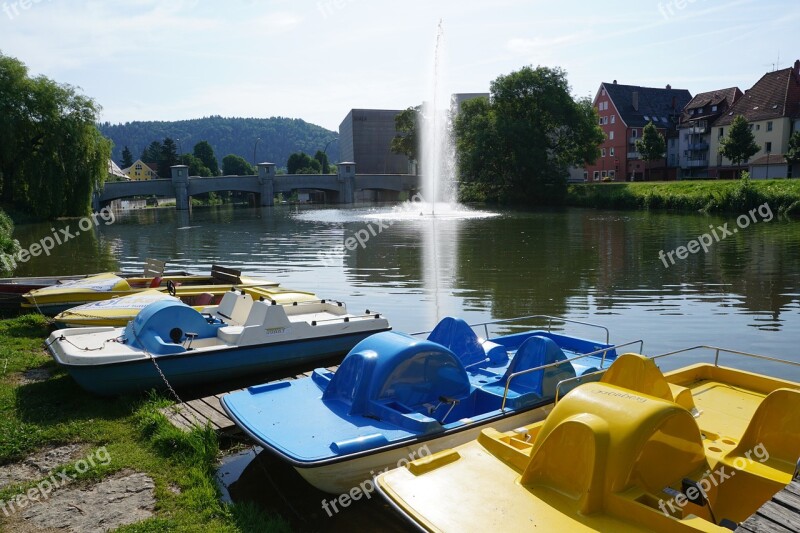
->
<box><xmin>99</xmin><ymin>116</ymin><xmax>339</xmax><ymax>170</ymax></box>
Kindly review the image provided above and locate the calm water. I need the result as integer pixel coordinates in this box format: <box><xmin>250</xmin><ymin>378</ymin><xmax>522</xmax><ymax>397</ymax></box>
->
<box><xmin>13</xmin><ymin>203</ymin><xmax>800</xmax><ymax>367</ymax></box>
<box><xmin>13</xmin><ymin>203</ymin><xmax>800</xmax><ymax>530</ymax></box>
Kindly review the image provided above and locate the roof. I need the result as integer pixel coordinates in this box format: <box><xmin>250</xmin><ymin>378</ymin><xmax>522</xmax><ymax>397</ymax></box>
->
<box><xmin>679</xmin><ymin>87</ymin><xmax>742</xmax><ymax>124</ymax></box>
<box><xmin>749</xmin><ymin>154</ymin><xmax>788</xmax><ymax>166</ymax></box>
<box><xmin>714</xmin><ymin>65</ymin><xmax>800</xmax><ymax>126</ymax></box>
<box><xmin>107</xmin><ymin>159</ymin><xmax>127</xmax><ymax>178</ymax></box>
<box><xmin>601</xmin><ymin>82</ymin><xmax>692</xmax><ymax>128</ymax></box>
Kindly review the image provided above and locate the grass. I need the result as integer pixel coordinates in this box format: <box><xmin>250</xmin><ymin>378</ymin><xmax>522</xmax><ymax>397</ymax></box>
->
<box><xmin>0</xmin><ymin>314</ymin><xmax>290</xmax><ymax>532</ymax></box>
<box><xmin>565</xmin><ymin>178</ymin><xmax>800</xmax><ymax>216</ymax></box>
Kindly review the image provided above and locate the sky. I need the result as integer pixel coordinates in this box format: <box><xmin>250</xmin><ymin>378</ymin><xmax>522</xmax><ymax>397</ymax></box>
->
<box><xmin>1</xmin><ymin>0</ymin><xmax>798</xmax><ymax>132</ymax></box>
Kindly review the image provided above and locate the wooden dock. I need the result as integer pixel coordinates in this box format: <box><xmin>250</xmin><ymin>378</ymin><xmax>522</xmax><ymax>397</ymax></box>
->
<box><xmin>161</xmin><ymin>365</ymin><xmax>339</xmax><ymax>433</ymax></box>
<box><xmin>737</xmin><ymin>480</ymin><xmax>800</xmax><ymax>533</ymax></box>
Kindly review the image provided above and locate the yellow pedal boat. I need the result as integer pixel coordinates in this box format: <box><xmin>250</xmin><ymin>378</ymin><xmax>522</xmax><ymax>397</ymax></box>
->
<box><xmin>22</xmin><ymin>265</ymin><xmax>280</xmax><ymax>316</ymax></box>
<box><xmin>376</xmin><ymin>347</ymin><xmax>800</xmax><ymax>532</ymax></box>
<box><xmin>52</xmin><ymin>285</ymin><xmax>319</xmax><ymax>327</ymax></box>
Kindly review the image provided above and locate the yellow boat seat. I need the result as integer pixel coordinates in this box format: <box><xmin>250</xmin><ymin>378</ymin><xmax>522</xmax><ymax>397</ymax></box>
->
<box><xmin>600</xmin><ymin>353</ymin><xmax>697</xmax><ymax>412</ymax></box>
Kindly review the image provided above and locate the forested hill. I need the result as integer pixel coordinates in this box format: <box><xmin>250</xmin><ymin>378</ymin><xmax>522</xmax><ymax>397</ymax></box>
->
<box><xmin>99</xmin><ymin>116</ymin><xmax>339</xmax><ymax>169</ymax></box>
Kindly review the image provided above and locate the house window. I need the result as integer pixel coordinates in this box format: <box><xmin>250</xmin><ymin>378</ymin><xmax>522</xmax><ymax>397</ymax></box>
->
<box><xmin>611</xmin><ymin>115</ymin><xmax>616</xmax><ymax>124</ymax></box>
<box><xmin>712</xmin><ymin>105</ymin><xmax>718</xmax><ymax>112</ymax></box>
<box><xmin>603</xmin><ymin>116</ymin><xmax>608</xmax><ymax>125</ymax></box>
<box><xmin>756</xmin><ymin>124</ymin><xmax>761</xmax><ymax>131</ymax></box>
<box><xmin>609</xmin><ymin>131</ymin><xmax>615</xmax><ymax>140</ymax></box>
<box><xmin>610</xmin><ymin>147</ymin><xmax>615</xmax><ymax>156</ymax></box>
<box><xmin>601</xmin><ymin>148</ymin><xmax>606</xmax><ymax>157</ymax></box>
<box><xmin>767</xmin><ymin>121</ymin><xmax>773</xmax><ymax>131</ymax></box>
<box><xmin>135</xmin><ymin>163</ymin><xmax>142</xmax><ymax>171</ymax></box>
<box><xmin>593</xmin><ymin>171</ymin><xmax>600</xmax><ymax>181</ymax></box>
<box><xmin>583</xmin><ymin>171</ymin><xmax>588</xmax><ymax>181</ymax></box>
<box><xmin>599</xmin><ymin>117</ymin><xmax>603</xmax><ymax>125</ymax></box>
<box><xmin>631</xmin><ymin>129</ymin><xmax>638</xmax><ymax>138</ymax></box>
<box><xmin>765</xmin><ymin>142</ymin><xmax>772</xmax><ymax>152</ymax></box>
<box><xmin>719</xmin><ymin>128</ymin><xmax>724</xmax><ymax>137</ymax></box>
<box><xmin>601</xmin><ymin>171</ymin><xmax>608</xmax><ymax>178</ymax></box>
<box><xmin>609</xmin><ymin>170</ymin><xmax>616</xmax><ymax>179</ymax></box>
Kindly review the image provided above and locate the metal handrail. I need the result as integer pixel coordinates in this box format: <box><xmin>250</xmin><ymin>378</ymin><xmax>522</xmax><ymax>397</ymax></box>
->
<box><xmin>553</xmin><ymin>345</ymin><xmax>800</xmax><ymax>405</ymax></box>
<box><xmin>499</xmin><ymin>339</ymin><xmax>644</xmax><ymax>411</ymax></box>
<box><xmin>412</xmin><ymin>315</ymin><xmax>610</xmax><ymax>344</ymax></box>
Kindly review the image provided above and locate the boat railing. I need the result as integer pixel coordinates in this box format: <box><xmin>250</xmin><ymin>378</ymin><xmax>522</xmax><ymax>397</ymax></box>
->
<box><xmin>499</xmin><ymin>339</ymin><xmax>644</xmax><ymax>411</ymax></box>
<box><xmin>553</xmin><ymin>345</ymin><xmax>800</xmax><ymax>405</ymax></box>
<box><xmin>309</xmin><ymin>311</ymin><xmax>384</xmax><ymax>326</ymax></box>
<box><xmin>412</xmin><ymin>315</ymin><xmax>611</xmax><ymax>344</ymax></box>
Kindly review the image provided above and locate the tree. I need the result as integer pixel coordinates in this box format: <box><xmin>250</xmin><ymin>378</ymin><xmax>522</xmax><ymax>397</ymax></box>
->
<box><xmin>314</xmin><ymin>150</ymin><xmax>330</xmax><ymax>173</ymax></box>
<box><xmin>720</xmin><ymin>115</ymin><xmax>760</xmax><ymax>177</ymax></box>
<box><xmin>193</xmin><ymin>140</ymin><xmax>219</xmax><ymax>176</ymax></box>
<box><xmin>141</xmin><ymin>141</ymin><xmax>162</xmax><ymax>165</ymax></box>
<box><xmin>786</xmin><ymin>131</ymin><xmax>800</xmax><ymax>168</ymax></box>
<box><xmin>390</xmin><ymin>106</ymin><xmax>421</xmax><ymax>164</ymax></box>
<box><xmin>121</xmin><ymin>146</ymin><xmax>134</xmax><ymax>169</ymax></box>
<box><xmin>159</xmin><ymin>137</ymin><xmax>179</xmax><ymax>177</ymax></box>
<box><xmin>455</xmin><ymin>66</ymin><xmax>604</xmax><ymax>204</ymax></box>
<box><xmin>180</xmin><ymin>154</ymin><xmax>211</xmax><ymax>177</ymax></box>
<box><xmin>0</xmin><ymin>53</ymin><xmax>110</xmax><ymax>218</ymax></box>
<box><xmin>222</xmin><ymin>154</ymin><xmax>254</xmax><ymax>176</ymax></box>
<box><xmin>635</xmin><ymin>121</ymin><xmax>666</xmax><ymax>181</ymax></box>
<box><xmin>287</xmin><ymin>152</ymin><xmax>320</xmax><ymax>174</ymax></box>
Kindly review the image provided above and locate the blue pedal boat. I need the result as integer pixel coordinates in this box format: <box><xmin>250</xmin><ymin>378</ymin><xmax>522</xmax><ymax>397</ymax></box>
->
<box><xmin>221</xmin><ymin>316</ymin><xmax>640</xmax><ymax>493</ymax></box>
<box><xmin>45</xmin><ymin>291</ymin><xmax>390</xmax><ymax>396</ymax></box>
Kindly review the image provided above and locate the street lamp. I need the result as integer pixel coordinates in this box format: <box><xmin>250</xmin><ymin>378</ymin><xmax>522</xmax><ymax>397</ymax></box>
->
<box><xmin>253</xmin><ymin>138</ymin><xmax>261</xmax><ymax>167</ymax></box>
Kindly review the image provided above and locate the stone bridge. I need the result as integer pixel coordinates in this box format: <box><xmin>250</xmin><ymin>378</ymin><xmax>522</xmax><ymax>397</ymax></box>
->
<box><xmin>93</xmin><ymin>163</ymin><xmax>421</xmax><ymax>211</ymax></box>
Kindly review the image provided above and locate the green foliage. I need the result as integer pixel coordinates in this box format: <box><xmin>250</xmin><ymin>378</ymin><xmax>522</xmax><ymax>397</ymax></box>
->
<box><xmin>100</xmin><ymin>116</ymin><xmax>338</xmax><ymax>173</ymax></box>
<box><xmin>0</xmin><ymin>209</ymin><xmax>21</xmax><ymax>276</ymax></box>
<box><xmin>566</xmin><ymin>179</ymin><xmax>800</xmax><ymax>216</ymax></box>
<box><xmin>193</xmin><ymin>140</ymin><xmax>220</xmax><ymax>176</ymax></box>
<box><xmin>635</xmin><ymin>122</ymin><xmax>666</xmax><ymax>180</ymax></box>
<box><xmin>141</xmin><ymin>141</ymin><xmax>162</xmax><ymax>165</ymax></box>
<box><xmin>221</xmin><ymin>154</ymin><xmax>254</xmax><ymax>176</ymax></box>
<box><xmin>180</xmin><ymin>153</ymin><xmax>212</xmax><ymax>177</ymax></box>
<box><xmin>0</xmin><ymin>53</ymin><xmax>111</xmax><ymax>219</ymax></box>
<box><xmin>314</xmin><ymin>150</ymin><xmax>330</xmax><ymax>173</ymax></box>
<box><xmin>390</xmin><ymin>106</ymin><xmax>421</xmax><ymax>163</ymax></box>
<box><xmin>121</xmin><ymin>146</ymin><xmax>134</xmax><ymax>169</ymax></box>
<box><xmin>159</xmin><ymin>138</ymin><xmax>179</xmax><ymax>177</ymax></box>
<box><xmin>287</xmin><ymin>152</ymin><xmax>320</xmax><ymax>174</ymax></box>
<box><xmin>719</xmin><ymin>115</ymin><xmax>760</xmax><ymax>171</ymax></box>
<box><xmin>455</xmin><ymin>66</ymin><xmax>604</xmax><ymax>204</ymax></box>
<box><xmin>786</xmin><ymin>131</ymin><xmax>800</xmax><ymax>166</ymax></box>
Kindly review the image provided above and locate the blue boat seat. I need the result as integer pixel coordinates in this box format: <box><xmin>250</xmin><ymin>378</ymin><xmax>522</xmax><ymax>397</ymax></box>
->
<box><xmin>322</xmin><ymin>331</ymin><xmax>471</xmax><ymax>432</ymax></box>
<box><xmin>427</xmin><ymin>317</ymin><xmax>508</xmax><ymax>368</ymax></box>
<box><xmin>479</xmin><ymin>335</ymin><xmax>576</xmax><ymax>409</ymax></box>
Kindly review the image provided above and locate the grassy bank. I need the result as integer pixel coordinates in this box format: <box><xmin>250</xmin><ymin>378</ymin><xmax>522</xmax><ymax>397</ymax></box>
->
<box><xmin>565</xmin><ymin>179</ymin><xmax>800</xmax><ymax>216</ymax></box>
<box><xmin>0</xmin><ymin>314</ymin><xmax>289</xmax><ymax>532</ymax></box>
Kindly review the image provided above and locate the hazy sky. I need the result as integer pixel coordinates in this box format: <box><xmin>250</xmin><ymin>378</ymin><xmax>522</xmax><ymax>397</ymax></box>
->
<box><xmin>1</xmin><ymin>0</ymin><xmax>797</xmax><ymax>131</ymax></box>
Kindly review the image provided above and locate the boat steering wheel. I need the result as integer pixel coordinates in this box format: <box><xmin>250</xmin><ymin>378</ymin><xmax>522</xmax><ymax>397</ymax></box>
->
<box><xmin>166</xmin><ymin>279</ymin><xmax>176</xmax><ymax>296</ymax></box>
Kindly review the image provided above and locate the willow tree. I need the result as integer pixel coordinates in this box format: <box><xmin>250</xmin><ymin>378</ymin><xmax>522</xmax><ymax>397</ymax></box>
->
<box><xmin>0</xmin><ymin>52</ymin><xmax>110</xmax><ymax>218</ymax></box>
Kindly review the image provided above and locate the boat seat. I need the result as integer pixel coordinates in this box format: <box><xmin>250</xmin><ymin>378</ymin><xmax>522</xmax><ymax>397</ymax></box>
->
<box><xmin>479</xmin><ymin>335</ymin><xmax>576</xmax><ymax>409</ymax></box>
<box><xmin>722</xmin><ymin>388</ymin><xmax>800</xmax><ymax>480</ymax></box>
<box><xmin>216</xmin><ymin>290</ymin><xmax>253</xmax><ymax>325</ymax></box>
<box><xmin>427</xmin><ymin>316</ymin><xmax>508</xmax><ymax>368</ymax></box>
<box><xmin>194</xmin><ymin>292</ymin><xmax>214</xmax><ymax>306</ymax></box>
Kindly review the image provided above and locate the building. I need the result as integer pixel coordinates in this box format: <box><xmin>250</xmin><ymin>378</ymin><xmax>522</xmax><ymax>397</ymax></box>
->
<box><xmin>677</xmin><ymin>87</ymin><xmax>743</xmax><ymax>178</ymax></box>
<box><xmin>339</xmin><ymin>109</ymin><xmax>409</xmax><ymax>174</ymax></box>
<box><xmin>586</xmin><ymin>81</ymin><xmax>692</xmax><ymax>182</ymax></box>
<box><xmin>107</xmin><ymin>159</ymin><xmax>129</xmax><ymax>181</ymax></box>
<box><xmin>710</xmin><ymin>60</ymin><xmax>800</xmax><ymax>179</ymax></box>
<box><xmin>123</xmin><ymin>160</ymin><xmax>158</xmax><ymax>181</ymax></box>
<box><xmin>451</xmin><ymin>92</ymin><xmax>489</xmax><ymax>114</ymax></box>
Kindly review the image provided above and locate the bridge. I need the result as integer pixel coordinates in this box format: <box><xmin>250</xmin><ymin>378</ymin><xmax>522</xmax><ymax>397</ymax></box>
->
<box><xmin>93</xmin><ymin>163</ymin><xmax>421</xmax><ymax>211</ymax></box>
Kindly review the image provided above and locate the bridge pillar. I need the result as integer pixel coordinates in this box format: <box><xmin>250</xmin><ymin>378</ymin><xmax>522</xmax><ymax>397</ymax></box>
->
<box><xmin>338</xmin><ymin>162</ymin><xmax>356</xmax><ymax>204</ymax></box>
<box><xmin>257</xmin><ymin>163</ymin><xmax>276</xmax><ymax>206</ymax></box>
<box><xmin>171</xmin><ymin>165</ymin><xmax>190</xmax><ymax>210</ymax></box>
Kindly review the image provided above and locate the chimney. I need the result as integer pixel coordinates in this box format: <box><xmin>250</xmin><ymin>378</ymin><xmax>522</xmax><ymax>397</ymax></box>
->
<box><xmin>795</xmin><ymin>59</ymin><xmax>800</xmax><ymax>77</ymax></box>
<box><xmin>666</xmin><ymin>84</ymin><xmax>672</xmax><ymax>90</ymax></box>
<box><xmin>613</xmin><ymin>80</ymin><xmax>618</xmax><ymax>84</ymax></box>
<box><xmin>632</xmin><ymin>91</ymin><xmax>639</xmax><ymax>111</ymax></box>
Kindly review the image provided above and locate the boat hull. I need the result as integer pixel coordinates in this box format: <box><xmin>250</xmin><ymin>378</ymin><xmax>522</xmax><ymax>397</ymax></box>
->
<box><xmin>291</xmin><ymin>404</ymin><xmax>552</xmax><ymax>494</ymax></box>
<box><xmin>49</xmin><ymin>329</ymin><xmax>388</xmax><ymax>396</ymax></box>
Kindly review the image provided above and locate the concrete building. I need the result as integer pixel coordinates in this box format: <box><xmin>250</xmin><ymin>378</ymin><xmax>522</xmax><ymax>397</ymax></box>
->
<box><xmin>710</xmin><ymin>60</ymin><xmax>800</xmax><ymax>179</ymax></box>
<box><xmin>586</xmin><ymin>81</ymin><xmax>691</xmax><ymax>181</ymax></box>
<box><xmin>339</xmin><ymin>109</ymin><xmax>409</xmax><ymax>174</ymax></box>
<box><xmin>451</xmin><ymin>92</ymin><xmax>489</xmax><ymax>114</ymax></box>
<box><xmin>677</xmin><ymin>87</ymin><xmax>743</xmax><ymax>178</ymax></box>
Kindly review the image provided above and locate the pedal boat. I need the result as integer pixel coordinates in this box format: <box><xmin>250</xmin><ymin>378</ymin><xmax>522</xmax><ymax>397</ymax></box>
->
<box><xmin>53</xmin><ymin>285</ymin><xmax>319</xmax><ymax>327</ymax></box>
<box><xmin>23</xmin><ymin>264</ymin><xmax>276</xmax><ymax>315</ymax></box>
<box><xmin>45</xmin><ymin>290</ymin><xmax>389</xmax><ymax>396</ymax></box>
<box><xmin>221</xmin><ymin>316</ymin><xmax>637</xmax><ymax>493</ymax></box>
<box><xmin>375</xmin><ymin>348</ymin><xmax>800</xmax><ymax>532</ymax></box>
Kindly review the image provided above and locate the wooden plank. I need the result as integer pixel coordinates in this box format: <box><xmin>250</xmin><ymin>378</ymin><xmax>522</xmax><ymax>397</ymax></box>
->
<box><xmin>737</xmin><ymin>514</ymin><xmax>794</xmax><ymax>533</ymax></box>
<box><xmin>754</xmin><ymin>500</ymin><xmax>800</xmax><ymax>532</ymax></box>
<box><xmin>183</xmin><ymin>399</ymin><xmax>225</xmax><ymax>430</ymax></box>
<box><xmin>772</xmin><ymin>486</ymin><xmax>800</xmax><ymax>512</ymax></box>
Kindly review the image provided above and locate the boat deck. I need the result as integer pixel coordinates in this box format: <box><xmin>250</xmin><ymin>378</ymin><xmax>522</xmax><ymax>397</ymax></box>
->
<box><xmin>736</xmin><ymin>480</ymin><xmax>800</xmax><ymax>533</ymax></box>
<box><xmin>161</xmin><ymin>365</ymin><xmax>340</xmax><ymax>433</ymax></box>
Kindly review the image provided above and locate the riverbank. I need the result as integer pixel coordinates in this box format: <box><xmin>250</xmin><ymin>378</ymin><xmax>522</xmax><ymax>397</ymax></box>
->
<box><xmin>0</xmin><ymin>314</ymin><xmax>289</xmax><ymax>532</ymax></box>
<box><xmin>565</xmin><ymin>179</ymin><xmax>800</xmax><ymax>216</ymax></box>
